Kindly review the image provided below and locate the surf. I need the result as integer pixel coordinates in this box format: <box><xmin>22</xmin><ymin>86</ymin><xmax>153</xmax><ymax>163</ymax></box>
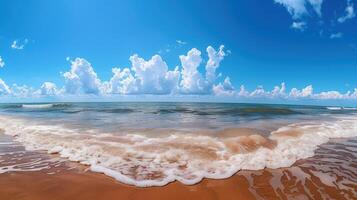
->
<box><xmin>0</xmin><ymin>114</ymin><xmax>356</xmax><ymax>187</ymax></box>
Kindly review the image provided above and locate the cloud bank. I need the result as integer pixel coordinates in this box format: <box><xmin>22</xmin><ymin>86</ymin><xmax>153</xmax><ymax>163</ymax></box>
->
<box><xmin>0</xmin><ymin>45</ymin><xmax>356</xmax><ymax>102</ymax></box>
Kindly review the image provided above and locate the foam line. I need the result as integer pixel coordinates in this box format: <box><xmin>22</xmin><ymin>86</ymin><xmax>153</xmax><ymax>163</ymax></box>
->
<box><xmin>1</xmin><ymin>115</ymin><xmax>356</xmax><ymax>187</ymax></box>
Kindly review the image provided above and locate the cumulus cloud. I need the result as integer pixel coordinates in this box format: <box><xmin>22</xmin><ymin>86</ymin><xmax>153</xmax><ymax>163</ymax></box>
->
<box><xmin>179</xmin><ymin>46</ymin><xmax>227</xmax><ymax>94</ymax></box>
<box><xmin>11</xmin><ymin>39</ymin><xmax>29</xmax><ymax>50</ymax></box>
<box><xmin>338</xmin><ymin>0</ymin><xmax>355</xmax><ymax>23</ymax></box>
<box><xmin>291</xmin><ymin>21</ymin><xmax>307</xmax><ymax>31</ymax></box>
<box><xmin>315</xmin><ymin>90</ymin><xmax>348</xmax><ymax>99</ymax></box>
<box><xmin>330</xmin><ymin>32</ymin><xmax>343</xmax><ymax>39</ymax></box>
<box><xmin>271</xmin><ymin>82</ymin><xmax>287</xmax><ymax>97</ymax></box>
<box><xmin>40</xmin><ymin>82</ymin><xmax>58</xmax><ymax>96</ymax></box>
<box><xmin>0</xmin><ymin>79</ymin><xmax>11</xmax><ymax>95</ymax></box>
<box><xmin>238</xmin><ymin>85</ymin><xmax>250</xmax><ymax>97</ymax></box>
<box><xmin>106</xmin><ymin>67</ymin><xmax>137</xmax><ymax>94</ymax></box>
<box><xmin>289</xmin><ymin>85</ymin><xmax>313</xmax><ymax>97</ymax></box>
<box><xmin>11</xmin><ymin>84</ymin><xmax>35</xmax><ymax>98</ymax></box>
<box><xmin>206</xmin><ymin>45</ymin><xmax>226</xmax><ymax>84</ymax></box>
<box><xmin>2</xmin><ymin>45</ymin><xmax>357</xmax><ymax>102</ymax></box>
<box><xmin>179</xmin><ymin>48</ymin><xmax>205</xmax><ymax>94</ymax></box>
<box><xmin>250</xmin><ymin>86</ymin><xmax>267</xmax><ymax>97</ymax></box>
<box><xmin>213</xmin><ymin>77</ymin><xmax>236</xmax><ymax>96</ymax></box>
<box><xmin>58</xmin><ymin>45</ymin><xmax>226</xmax><ymax>96</ymax></box>
<box><xmin>107</xmin><ymin>54</ymin><xmax>180</xmax><ymax>94</ymax></box>
<box><xmin>274</xmin><ymin>0</ymin><xmax>323</xmax><ymax>19</ymax></box>
<box><xmin>0</xmin><ymin>56</ymin><xmax>4</xmax><ymax>68</ymax></box>
<box><xmin>129</xmin><ymin>54</ymin><xmax>180</xmax><ymax>94</ymax></box>
<box><xmin>63</xmin><ymin>58</ymin><xmax>102</xmax><ymax>94</ymax></box>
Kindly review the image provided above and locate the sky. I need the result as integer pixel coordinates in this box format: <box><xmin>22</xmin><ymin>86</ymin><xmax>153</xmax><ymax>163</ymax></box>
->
<box><xmin>0</xmin><ymin>0</ymin><xmax>357</xmax><ymax>105</ymax></box>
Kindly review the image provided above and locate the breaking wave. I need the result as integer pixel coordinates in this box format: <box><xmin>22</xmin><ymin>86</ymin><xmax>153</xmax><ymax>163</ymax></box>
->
<box><xmin>22</xmin><ymin>104</ymin><xmax>54</xmax><ymax>108</ymax></box>
<box><xmin>326</xmin><ymin>106</ymin><xmax>357</xmax><ymax>111</ymax></box>
<box><xmin>0</xmin><ymin>115</ymin><xmax>356</xmax><ymax>187</ymax></box>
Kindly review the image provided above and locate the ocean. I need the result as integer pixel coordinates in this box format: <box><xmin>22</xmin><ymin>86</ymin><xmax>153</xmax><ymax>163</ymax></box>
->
<box><xmin>0</xmin><ymin>102</ymin><xmax>356</xmax><ymax>189</ymax></box>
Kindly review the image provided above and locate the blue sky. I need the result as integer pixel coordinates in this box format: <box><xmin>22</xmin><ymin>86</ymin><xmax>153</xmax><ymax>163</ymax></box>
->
<box><xmin>0</xmin><ymin>0</ymin><xmax>357</xmax><ymax>104</ymax></box>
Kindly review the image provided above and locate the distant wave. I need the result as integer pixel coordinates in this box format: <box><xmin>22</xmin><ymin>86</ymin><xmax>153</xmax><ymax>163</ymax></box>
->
<box><xmin>343</xmin><ymin>107</ymin><xmax>357</xmax><ymax>110</ymax></box>
<box><xmin>20</xmin><ymin>103</ymin><xmax>71</xmax><ymax>109</ymax></box>
<box><xmin>326</xmin><ymin>106</ymin><xmax>357</xmax><ymax>111</ymax></box>
<box><xmin>22</xmin><ymin>104</ymin><xmax>54</xmax><ymax>108</ymax></box>
<box><xmin>97</xmin><ymin>108</ymin><xmax>135</xmax><ymax>113</ymax></box>
<box><xmin>326</xmin><ymin>107</ymin><xmax>342</xmax><ymax>110</ymax></box>
<box><xmin>153</xmin><ymin>107</ymin><xmax>300</xmax><ymax>116</ymax></box>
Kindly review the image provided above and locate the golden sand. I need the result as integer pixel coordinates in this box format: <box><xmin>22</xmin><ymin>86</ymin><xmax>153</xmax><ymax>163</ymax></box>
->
<box><xmin>0</xmin><ymin>133</ymin><xmax>356</xmax><ymax>200</ymax></box>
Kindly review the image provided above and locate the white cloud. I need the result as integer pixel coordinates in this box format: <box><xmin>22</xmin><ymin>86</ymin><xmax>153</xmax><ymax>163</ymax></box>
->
<box><xmin>0</xmin><ymin>79</ymin><xmax>11</xmax><ymax>95</ymax></box>
<box><xmin>291</xmin><ymin>21</ymin><xmax>307</xmax><ymax>30</ymax></box>
<box><xmin>274</xmin><ymin>0</ymin><xmax>323</xmax><ymax>19</ymax></box>
<box><xmin>179</xmin><ymin>46</ymin><xmax>227</xmax><ymax>94</ymax></box>
<box><xmin>206</xmin><ymin>45</ymin><xmax>226</xmax><ymax>84</ymax></box>
<box><xmin>289</xmin><ymin>85</ymin><xmax>313</xmax><ymax>97</ymax></box>
<box><xmin>176</xmin><ymin>40</ymin><xmax>187</xmax><ymax>45</ymax></box>
<box><xmin>125</xmin><ymin>54</ymin><xmax>180</xmax><ymax>94</ymax></box>
<box><xmin>250</xmin><ymin>85</ymin><xmax>267</xmax><ymax>97</ymax></box>
<box><xmin>330</xmin><ymin>32</ymin><xmax>343</xmax><ymax>39</ymax></box>
<box><xmin>11</xmin><ymin>39</ymin><xmax>28</xmax><ymax>50</ymax></box>
<box><xmin>96</xmin><ymin>54</ymin><xmax>181</xmax><ymax>95</ymax></box>
<box><xmin>0</xmin><ymin>56</ymin><xmax>4</xmax><ymax>68</ymax></box>
<box><xmin>315</xmin><ymin>90</ymin><xmax>348</xmax><ymax>99</ymax></box>
<box><xmin>338</xmin><ymin>0</ymin><xmax>355</xmax><ymax>23</ymax></box>
<box><xmin>179</xmin><ymin>48</ymin><xmax>205</xmax><ymax>94</ymax></box>
<box><xmin>271</xmin><ymin>82</ymin><xmax>287</xmax><ymax>97</ymax></box>
<box><xmin>106</xmin><ymin>67</ymin><xmax>137</xmax><ymax>94</ymax></box>
<box><xmin>350</xmin><ymin>88</ymin><xmax>357</xmax><ymax>98</ymax></box>
<box><xmin>11</xmin><ymin>84</ymin><xmax>35</xmax><ymax>98</ymax></box>
<box><xmin>238</xmin><ymin>85</ymin><xmax>250</xmax><ymax>97</ymax></box>
<box><xmin>40</xmin><ymin>82</ymin><xmax>58</xmax><ymax>96</ymax></box>
<box><xmin>307</xmin><ymin>0</ymin><xmax>324</xmax><ymax>16</ymax></box>
<box><xmin>63</xmin><ymin>58</ymin><xmax>102</xmax><ymax>94</ymax></box>
<box><xmin>60</xmin><ymin>46</ymin><xmax>226</xmax><ymax>96</ymax></box>
<box><xmin>213</xmin><ymin>77</ymin><xmax>236</xmax><ymax>96</ymax></box>
<box><xmin>2</xmin><ymin>44</ymin><xmax>357</xmax><ymax>102</ymax></box>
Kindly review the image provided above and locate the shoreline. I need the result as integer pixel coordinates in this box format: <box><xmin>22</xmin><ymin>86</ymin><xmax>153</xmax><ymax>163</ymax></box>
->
<box><xmin>1</xmin><ymin>136</ymin><xmax>356</xmax><ymax>200</ymax></box>
<box><xmin>1</xmin><ymin>159</ymin><xmax>355</xmax><ymax>200</ymax></box>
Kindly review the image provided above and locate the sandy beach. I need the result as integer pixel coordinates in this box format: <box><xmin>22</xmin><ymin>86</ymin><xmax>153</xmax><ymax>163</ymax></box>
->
<box><xmin>1</xmin><ymin>0</ymin><xmax>357</xmax><ymax>198</ymax></box>
<box><xmin>1</xmin><ymin>133</ymin><xmax>356</xmax><ymax>200</ymax></box>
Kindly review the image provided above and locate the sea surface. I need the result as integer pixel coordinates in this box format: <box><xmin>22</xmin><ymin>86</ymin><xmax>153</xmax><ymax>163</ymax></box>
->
<box><xmin>0</xmin><ymin>102</ymin><xmax>356</xmax><ymax>189</ymax></box>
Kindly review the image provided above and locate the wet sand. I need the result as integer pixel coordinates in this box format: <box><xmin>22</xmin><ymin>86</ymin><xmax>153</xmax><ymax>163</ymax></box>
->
<box><xmin>1</xmin><ymin>134</ymin><xmax>356</xmax><ymax>200</ymax></box>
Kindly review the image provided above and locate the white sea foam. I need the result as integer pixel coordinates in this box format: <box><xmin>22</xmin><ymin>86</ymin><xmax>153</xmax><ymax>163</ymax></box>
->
<box><xmin>326</xmin><ymin>106</ymin><xmax>342</xmax><ymax>110</ymax></box>
<box><xmin>343</xmin><ymin>107</ymin><xmax>357</xmax><ymax>110</ymax></box>
<box><xmin>326</xmin><ymin>106</ymin><xmax>357</xmax><ymax>110</ymax></box>
<box><xmin>0</xmin><ymin>115</ymin><xmax>356</xmax><ymax>187</ymax></box>
<box><xmin>22</xmin><ymin>104</ymin><xmax>53</xmax><ymax>108</ymax></box>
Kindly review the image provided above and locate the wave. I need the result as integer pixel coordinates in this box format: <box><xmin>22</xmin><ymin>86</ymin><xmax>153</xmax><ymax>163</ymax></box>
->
<box><xmin>21</xmin><ymin>103</ymin><xmax>71</xmax><ymax>109</ymax></box>
<box><xmin>22</xmin><ymin>104</ymin><xmax>54</xmax><ymax>108</ymax></box>
<box><xmin>0</xmin><ymin>115</ymin><xmax>356</xmax><ymax>187</ymax></box>
<box><xmin>153</xmin><ymin>107</ymin><xmax>300</xmax><ymax>116</ymax></box>
<box><xmin>326</xmin><ymin>106</ymin><xmax>357</xmax><ymax>111</ymax></box>
<box><xmin>343</xmin><ymin>107</ymin><xmax>357</xmax><ymax>110</ymax></box>
<box><xmin>326</xmin><ymin>106</ymin><xmax>342</xmax><ymax>110</ymax></box>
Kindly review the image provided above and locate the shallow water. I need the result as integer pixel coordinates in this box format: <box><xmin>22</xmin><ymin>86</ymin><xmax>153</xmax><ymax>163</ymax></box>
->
<box><xmin>0</xmin><ymin>102</ymin><xmax>356</xmax><ymax>187</ymax></box>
